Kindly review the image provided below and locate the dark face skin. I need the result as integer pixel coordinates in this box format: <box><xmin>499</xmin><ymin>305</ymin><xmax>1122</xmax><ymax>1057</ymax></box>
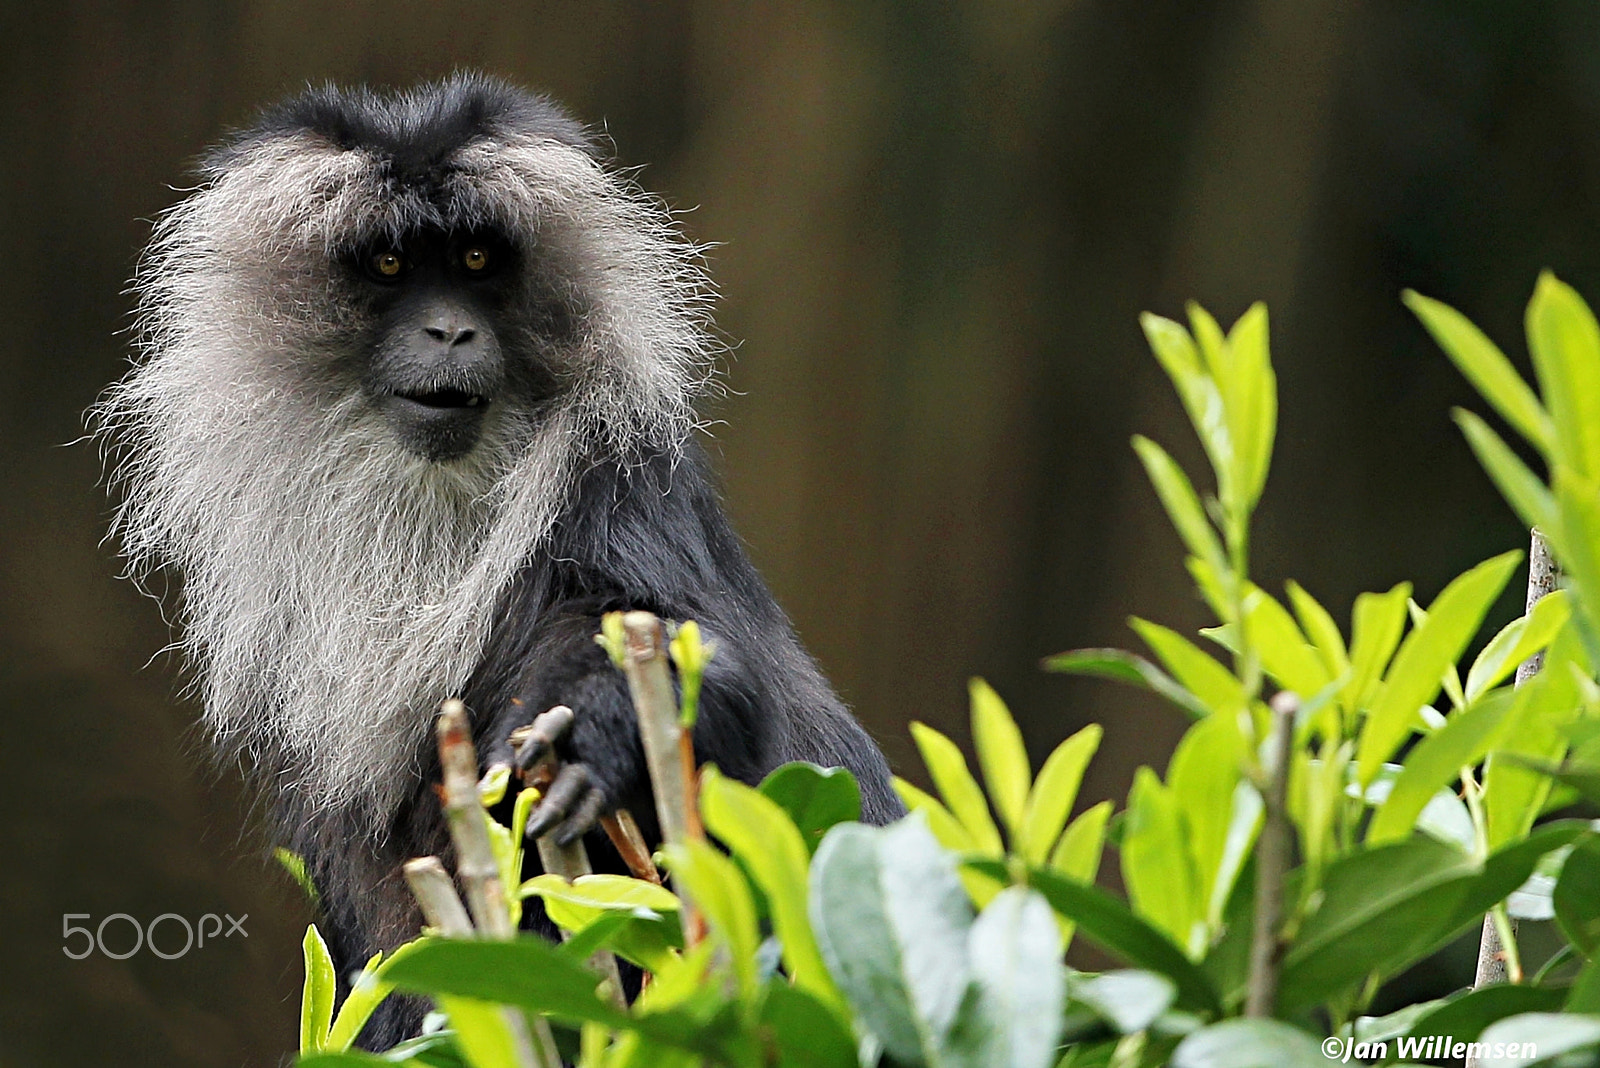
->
<box><xmin>356</xmin><ymin>229</ymin><xmax>521</xmax><ymax>462</ymax></box>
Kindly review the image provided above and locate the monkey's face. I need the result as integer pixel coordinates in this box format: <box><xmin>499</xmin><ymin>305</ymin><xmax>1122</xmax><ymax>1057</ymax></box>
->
<box><xmin>349</xmin><ymin>227</ymin><xmax>555</xmax><ymax>463</ymax></box>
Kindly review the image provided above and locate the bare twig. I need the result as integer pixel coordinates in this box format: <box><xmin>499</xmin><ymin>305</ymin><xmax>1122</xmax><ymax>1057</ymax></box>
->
<box><xmin>601</xmin><ymin>810</ymin><xmax>661</xmax><ymax>885</ymax></box>
<box><xmin>402</xmin><ymin>857</ymin><xmax>473</xmax><ymax>937</ymax></box>
<box><xmin>1246</xmin><ymin>692</ymin><xmax>1297</xmax><ymax>1018</ymax></box>
<box><xmin>1466</xmin><ymin>530</ymin><xmax>1558</xmax><ymax>1067</ymax></box>
<box><xmin>618</xmin><ymin>611</ymin><xmax>704</xmax><ymax>941</ymax></box>
<box><xmin>437</xmin><ymin>700</ymin><xmax>514</xmax><ymax>939</ymax></box>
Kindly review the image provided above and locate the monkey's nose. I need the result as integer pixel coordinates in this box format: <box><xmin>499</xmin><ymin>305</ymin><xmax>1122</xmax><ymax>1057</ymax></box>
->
<box><xmin>423</xmin><ymin>321</ymin><xmax>477</xmax><ymax>347</ymax></box>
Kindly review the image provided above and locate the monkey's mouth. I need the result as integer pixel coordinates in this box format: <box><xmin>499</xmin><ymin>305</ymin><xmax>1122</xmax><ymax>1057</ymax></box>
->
<box><xmin>382</xmin><ymin>387</ymin><xmax>493</xmax><ymax>462</ymax></box>
<box><xmin>396</xmin><ymin>387</ymin><xmax>487</xmax><ymax>410</ymax></box>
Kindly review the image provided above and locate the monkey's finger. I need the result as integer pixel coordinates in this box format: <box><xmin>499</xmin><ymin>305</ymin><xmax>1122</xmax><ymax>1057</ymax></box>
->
<box><xmin>523</xmin><ymin>761</ymin><xmax>592</xmax><ymax>841</ymax></box>
<box><xmin>513</xmin><ymin>704</ymin><xmax>575</xmax><ymax>773</ymax></box>
<box><xmin>553</xmin><ymin>785</ymin><xmax>609</xmax><ymax>847</ymax></box>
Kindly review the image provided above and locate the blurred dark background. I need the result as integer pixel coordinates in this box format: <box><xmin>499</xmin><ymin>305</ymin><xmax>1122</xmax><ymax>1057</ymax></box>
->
<box><xmin>2</xmin><ymin>1</ymin><xmax>1597</xmax><ymax>1064</ymax></box>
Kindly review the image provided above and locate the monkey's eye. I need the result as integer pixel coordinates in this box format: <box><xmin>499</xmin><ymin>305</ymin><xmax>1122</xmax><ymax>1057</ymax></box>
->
<box><xmin>369</xmin><ymin>250</ymin><xmax>404</xmax><ymax>279</ymax></box>
<box><xmin>462</xmin><ymin>246</ymin><xmax>490</xmax><ymax>272</ymax></box>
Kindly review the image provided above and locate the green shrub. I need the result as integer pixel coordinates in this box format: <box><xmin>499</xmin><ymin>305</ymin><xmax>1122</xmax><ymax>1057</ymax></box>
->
<box><xmin>291</xmin><ymin>274</ymin><xmax>1600</xmax><ymax>1068</ymax></box>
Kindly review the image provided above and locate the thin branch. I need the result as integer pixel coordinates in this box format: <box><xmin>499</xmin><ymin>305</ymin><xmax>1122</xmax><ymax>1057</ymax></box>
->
<box><xmin>402</xmin><ymin>857</ymin><xmax>473</xmax><ymax>936</ymax></box>
<box><xmin>602</xmin><ymin>810</ymin><xmax>662</xmax><ymax>885</ymax></box>
<box><xmin>1246</xmin><ymin>691</ymin><xmax>1296</xmax><ymax>1018</ymax></box>
<box><xmin>618</xmin><ymin>611</ymin><xmax>704</xmax><ymax>942</ymax></box>
<box><xmin>436</xmin><ymin>699</ymin><xmax>513</xmax><ymax>939</ymax></box>
<box><xmin>1467</xmin><ymin>529</ymin><xmax>1558</xmax><ymax>1068</ymax></box>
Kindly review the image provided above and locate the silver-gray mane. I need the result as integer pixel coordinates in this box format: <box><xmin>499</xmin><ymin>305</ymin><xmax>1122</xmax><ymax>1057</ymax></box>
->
<box><xmin>94</xmin><ymin>76</ymin><xmax>719</xmax><ymax>828</ymax></box>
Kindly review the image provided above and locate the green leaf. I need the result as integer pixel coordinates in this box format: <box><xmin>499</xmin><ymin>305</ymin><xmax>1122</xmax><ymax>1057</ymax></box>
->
<box><xmin>1454</xmin><ymin>409</ymin><xmax>1559</xmax><ymax>536</ymax></box>
<box><xmin>1554</xmin><ymin>467</ymin><xmax>1600</xmax><ymax>658</ymax></box>
<box><xmin>276</xmin><ymin>847</ymin><xmax>321</xmax><ymax>906</ymax></box>
<box><xmin>1466</xmin><ymin>590</ymin><xmax>1572</xmax><ymax>701</ymax></box>
<box><xmin>757</xmin><ymin>981</ymin><xmax>860</xmax><ymax>1068</ymax></box>
<box><xmin>1356</xmin><ymin>551</ymin><xmax>1522</xmax><ymax>785</ymax></box>
<box><xmin>893</xmin><ymin>777</ymin><xmax>979</xmax><ymax>853</ymax></box>
<box><xmin>944</xmin><ymin>887</ymin><xmax>1065</xmax><ymax>1068</ymax></box>
<box><xmin>1277</xmin><ymin>823</ymin><xmax>1585</xmax><ymax>1013</ymax></box>
<box><xmin>971</xmin><ymin>861</ymin><xmax>1220</xmax><ymax>1015</ymax></box>
<box><xmin>1404</xmin><ymin>984</ymin><xmax>1564</xmax><ymax>1046</ymax></box>
<box><xmin>759</xmin><ymin>762</ymin><xmax>862</xmax><ymax>856</ymax></box>
<box><xmin>1366</xmin><ymin>688</ymin><xmax>1516</xmax><ymax>845</ymax></box>
<box><xmin>326</xmin><ymin>940</ymin><xmax>426</xmax><ymax>1052</ymax></box>
<box><xmin>1132</xmin><ymin>435</ymin><xmax>1228</xmax><ymax>577</ymax></box>
<box><xmin>1166</xmin><ymin>712</ymin><xmax>1249</xmax><ymax>928</ymax></box>
<box><xmin>1042</xmin><ymin>648</ymin><xmax>1212</xmax><ymax>720</ymax></box>
<box><xmin>436</xmin><ymin>997</ymin><xmax>523</xmax><ymax>1068</ymax></box>
<box><xmin>1051</xmin><ymin>801</ymin><xmax>1112</xmax><ymax>880</ymax></box>
<box><xmin>1019</xmin><ymin>724</ymin><xmax>1102</xmax><ymax>865</ymax></box>
<box><xmin>301</xmin><ymin>924</ymin><xmax>336</xmax><ymax>1054</ymax></box>
<box><xmin>1129</xmin><ymin>619</ymin><xmax>1246</xmax><ymax>714</ymax></box>
<box><xmin>970</xmin><ymin>678</ymin><xmax>1032</xmax><ymax>842</ymax></box>
<box><xmin>1404</xmin><ymin>288</ymin><xmax>1554</xmax><ymax>453</ymax></box>
<box><xmin>910</xmin><ymin>722</ymin><xmax>1004</xmax><ymax>854</ymax></box>
<box><xmin>1345</xmin><ymin>582</ymin><xmax>1412</xmax><ymax>712</ymax></box>
<box><xmin>1121</xmin><ymin>768</ymin><xmax>1201</xmax><ymax>954</ymax></box>
<box><xmin>661</xmin><ymin>838</ymin><xmax>761</xmax><ymax>997</ymax></box>
<box><xmin>1569</xmin><ymin>957</ymin><xmax>1600</xmax><ymax>1014</ymax></box>
<box><xmin>1527</xmin><ymin>271</ymin><xmax>1600</xmax><ymax>477</ymax></box>
<box><xmin>810</xmin><ymin>816</ymin><xmax>975</xmax><ymax>1067</ymax></box>
<box><xmin>1222</xmin><ymin>302</ymin><xmax>1277</xmax><ymax>514</ymax></box>
<box><xmin>1486</xmin><ymin>625</ymin><xmax>1587</xmax><ymax>848</ymax></box>
<box><xmin>1170</xmin><ymin>1019</ymin><xmax>1326</xmax><ymax>1068</ymax></box>
<box><xmin>1242</xmin><ymin>587</ymin><xmax>1329</xmax><ymax>698</ymax></box>
<box><xmin>1067</xmin><ymin>971</ymin><xmax>1176</xmax><ymax>1035</ymax></box>
<box><xmin>698</xmin><ymin>766</ymin><xmax>843</xmax><ymax>1012</ymax></box>
<box><xmin>1555</xmin><ymin>834</ymin><xmax>1600</xmax><ymax>957</ymax></box>
<box><xmin>1285</xmin><ymin>581</ymin><xmax>1350</xmax><ymax>684</ymax></box>
<box><xmin>383</xmin><ymin>938</ymin><xmax>631</xmax><ymax>1029</ymax></box>
<box><xmin>1478</xmin><ymin>1012</ymin><xmax>1600</xmax><ymax>1067</ymax></box>
<box><xmin>521</xmin><ymin>874</ymin><xmax>683</xmax><ymax>971</ymax></box>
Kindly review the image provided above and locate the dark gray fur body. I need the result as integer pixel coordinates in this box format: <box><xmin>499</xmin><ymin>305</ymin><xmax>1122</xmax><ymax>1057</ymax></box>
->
<box><xmin>97</xmin><ymin>73</ymin><xmax>901</xmax><ymax>1049</ymax></box>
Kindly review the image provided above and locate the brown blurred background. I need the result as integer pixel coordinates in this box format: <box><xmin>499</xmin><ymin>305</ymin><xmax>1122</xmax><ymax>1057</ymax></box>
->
<box><xmin>3</xmin><ymin>1</ymin><xmax>1598</xmax><ymax>1064</ymax></box>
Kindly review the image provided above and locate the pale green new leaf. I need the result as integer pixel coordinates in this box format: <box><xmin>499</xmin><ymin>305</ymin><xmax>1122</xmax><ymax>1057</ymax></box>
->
<box><xmin>1465</xmin><ymin>590</ymin><xmax>1571</xmax><ymax>702</ymax></box>
<box><xmin>1167</xmin><ymin>712</ymin><xmax>1248</xmax><ymax>931</ymax></box>
<box><xmin>1133</xmin><ymin>435</ymin><xmax>1228</xmax><ymax>577</ymax></box>
<box><xmin>1404</xmin><ymin>289</ymin><xmax>1553</xmax><ymax>453</ymax></box>
<box><xmin>1366</xmin><ymin>689</ymin><xmax>1516</xmax><ymax>846</ymax></box>
<box><xmin>909</xmin><ymin>722</ymin><xmax>1004</xmax><ymax>854</ymax></box>
<box><xmin>1243</xmin><ymin>586</ymin><xmax>1329</xmax><ymax>698</ymax></box>
<box><xmin>971</xmin><ymin>678</ymin><xmax>1032</xmax><ymax>841</ymax></box>
<box><xmin>1224</xmin><ymin>302</ymin><xmax>1277</xmax><ymax>513</ymax></box>
<box><xmin>1130</xmin><ymin>618</ymin><xmax>1247</xmax><ymax>714</ymax></box>
<box><xmin>1048</xmin><ymin>802</ymin><xmax>1112</xmax><ymax>949</ymax></box>
<box><xmin>1286</xmin><ymin>580</ymin><xmax>1350</xmax><ymax>682</ymax></box>
<box><xmin>1356</xmin><ymin>551</ymin><xmax>1522</xmax><ymax>785</ymax></box>
<box><xmin>1020</xmin><ymin>724</ymin><xmax>1103</xmax><ymax>865</ymax></box>
<box><xmin>1486</xmin><ymin>625</ymin><xmax>1587</xmax><ymax>849</ymax></box>
<box><xmin>1527</xmin><ymin>272</ymin><xmax>1600</xmax><ymax>479</ymax></box>
<box><xmin>1454</xmin><ymin>408</ymin><xmax>1558</xmax><ymax>536</ymax></box>
<box><xmin>300</xmin><ymin>923</ymin><xmax>337</xmax><ymax>1053</ymax></box>
<box><xmin>698</xmin><ymin>766</ymin><xmax>842</xmax><ymax>1012</ymax></box>
<box><xmin>1122</xmin><ymin>768</ymin><xmax>1201</xmax><ymax>955</ymax></box>
<box><xmin>661</xmin><ymin>839</ymin><xmax>760</xmax><ymax>997</ymax></box>
<box><xmin>1346</xmin><ymin>582</ymin><xmax>1413</xmax><ymax>712</ymax></box>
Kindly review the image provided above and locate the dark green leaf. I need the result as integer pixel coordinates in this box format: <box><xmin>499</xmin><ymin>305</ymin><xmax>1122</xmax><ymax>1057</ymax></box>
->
<box><xmin>759</xmin><ymin>762</ymin><xmax>862</xmax><ymax>855</ymax></box>
<box><xmin>1041</xmin><ymin>648</ymin><xmax>1211</xmax><ymax>720</ymax></box>
<box><xmin>1405</xmin><ymin>984</ymin><xmax>1564</xmax><ymax>1044</ymax></box>
<box><xmin>758</xmin><ymin>981</ymin><xmax>859</xmax><ymax>1068</ymax></box>
<box><xmin>1556</xmin><ymin>834</ymin><xmax>1600</xmax><ymax>957</ymax></box>
<box><xmin>382</xmin><ymin>938</ymin><xmax>634</xmax><ymax>1030</ymax></box>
